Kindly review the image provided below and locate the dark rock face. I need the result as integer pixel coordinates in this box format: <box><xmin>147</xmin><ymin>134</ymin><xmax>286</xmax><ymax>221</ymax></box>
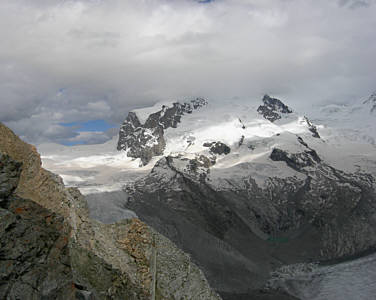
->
<box><xmin>124</xmin><ymin>140</ymin><xmax>376</xmax><ymax>299</ymax></box>
<box><xmin>270</xmin><ymin>148</ymin><xmax>321</xmax><ymax>171</ymax></box>
<box><xmin>117</xmin><ymin>98</ymin><xmax>207</xmax><ymax>165</ymax></box>
<box><xmin>203</xmin><ymin>142</ymin><xmax>231</xmax><ymax>155</ymax></box>
<box><xmin>0</xmin><ymin>155</ymin><xmax>75</xmax><ymax>300</ymax></box>
<box><xmin>364</xmin><ymin>91</ymin><xmax>376</xmax><ymax>113</ymax></box>
<box><xmin>238</xmin><ymin>135</ymin><xmax>245</xmax><ymax>147</ymax></box>
<box><xmin>0</xmin><ymin>153</ymin><xmax>22</xmax><ymax>204</ymax></box>
<box><xmin>117</xmin><ymin>111</ymin><xmax>166</xmax><ymax>166</ymax></box>
<box><xmin>0</xmin><ymin>198</ymin><xmax>74</xmax><ymax>300</ymax></box>
<box><xmin>210</xmin><ymin>142</ymin><xmax>231</xmax><ymax>155</ymax></box>
<box><xmin>257</xmin><ymin>95</ymin><xmax>292</xmax><ymax>122</ymax></box>
<box><xmin>303</xmin><ymin>116</ymin><xmax>320</xmax><ymax>138</ymax></box>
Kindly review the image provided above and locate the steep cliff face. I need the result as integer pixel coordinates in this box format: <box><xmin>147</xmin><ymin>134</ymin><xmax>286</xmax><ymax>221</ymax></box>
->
<box><xmin>257</xmin><ymin>94</ymin><xmax>293</xmax><ymax>122</ymax></box>
<box><xmin>0</xmin><ymin>123</ymin><xmax>221</xmax><ymax>300</ymax></box>
<box><xmin>0</xmin><ymin>154</ymin><xmax>74</xmax><ymax>300</ymax></box>
<box><xmin>0</xmin><ymin>123</ymin><xmax>72</xmax><ymax>217</ymax></box>
<box><xmin>117</xmin><ymin>98</ymin><xmax>207</xmax><ymax>165</ymax></box>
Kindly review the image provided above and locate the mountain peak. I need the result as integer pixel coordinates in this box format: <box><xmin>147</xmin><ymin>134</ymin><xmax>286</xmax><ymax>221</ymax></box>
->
<box><xmin>117</xmin><ymin>98</ymin><xmax>208</xmax><ymax>165</ymax></box>
<box><xmin>257</xmin><ymin>95</ymin><xmax>293</xmax><ymax>122</ymax></box>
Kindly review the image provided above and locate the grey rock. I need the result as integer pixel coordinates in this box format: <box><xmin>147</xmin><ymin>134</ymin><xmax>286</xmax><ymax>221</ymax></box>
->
<box><xmin>117</xmin><ymin>98</ymin><xmax>207</xmax><ymax>165</ymax></box>
<box><xmin>257</xmin><ymin>95</ymin><xmax>292</xmax><ymax>122</ymax></box>
<box><xmin>364</xmin><ymin>91</ymin><xmax>376</xmax><ymax>113</ymax></box>
<box><xmin>238</xmin><ymin>135</ymin><xmax>245</xmax><ymax>147</ymax></box>
<box><xmin>0</xmin><ymin>153</ymin><xmax>22</xmax><ymax>204</ymax></box>
<box><xmin>270</xmin><ymin>147</ymin><xmax>320</xmax><ymax>171</ymax></box>
<box><xmin>209</xmin><ymin>142</ymin><xmax>231</xmax><ymax>155</ymax></box>
<box><xmin>0</xmin><ymin>156</ymin><xmax>74</xmax><ymax>300</ymax></box>
<box><xmin>303</xmin><ymin>116</ymin><xmax>320</xmax><ymax>138</ymax></box>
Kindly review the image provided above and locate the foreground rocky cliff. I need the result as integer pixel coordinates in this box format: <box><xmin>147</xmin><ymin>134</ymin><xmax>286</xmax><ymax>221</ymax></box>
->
<box><xmin>0</xmin><ymin>153</ymin><xmax>74</xmax><ymax>299</ymax></box>
<box><xmin>0</xmin><ymin>123</ymin><xmax>221</xmax><ymax>300</ymax></box>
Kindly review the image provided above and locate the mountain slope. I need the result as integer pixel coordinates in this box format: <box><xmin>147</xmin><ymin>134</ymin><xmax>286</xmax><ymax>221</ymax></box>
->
<box><xmin>117</xmin><ymin>98</ymin><xmax>207</xmax><ymax>165</ymax></box>
<box><xmin>39</xmin><ymin>93</ymin><xmax>376</xmax><ymax>300</ymax></box>
<box><xmin>310</xmin><ymin>91</ymin><xmax>376</xmax><ymax>146</ymax></box>
<box><xmin>113</xmin><ymin>95</ymin><xmax>376</xmax><ymax>299</ymax></box>
<box><xmin>0</xmin><ymin>123</ymin><xmax>222</xmax><ymax>300</ymax></box>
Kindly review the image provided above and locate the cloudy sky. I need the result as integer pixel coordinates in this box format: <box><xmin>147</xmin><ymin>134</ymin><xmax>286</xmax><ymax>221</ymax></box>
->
<box><xmin>1</xmin><ymin>0</ymin><xmax>375</xmax><ymax>145</ymax></box>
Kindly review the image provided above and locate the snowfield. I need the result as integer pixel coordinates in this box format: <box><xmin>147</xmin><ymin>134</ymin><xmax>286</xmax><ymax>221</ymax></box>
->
<box><xmin>38</xmin><ymin>96</ymin><xmax>376</xmax><ymax>194</ymax></box>
<box><xmin>267</xmin><ymin>253</ymin><xmax>376</xmax><ymax>300</ymax></box>
<box><xmin>38</xmin><ymin>137</ymin><xmax>153</xmax><ymax>194</ymax></box>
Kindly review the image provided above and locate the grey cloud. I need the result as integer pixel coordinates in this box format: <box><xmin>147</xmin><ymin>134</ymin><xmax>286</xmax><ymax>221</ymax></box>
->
<box><xmin>0</xmin><ymin>0</ymin><xmax>375</xmax><ymax>144</ymax></box>
<box><xmin>5</xmin><ymin>118</ymin><xmax>78</xmax><ymax>144</ymax></box>
<box><xmin>65</xmin><ymin>131</ymin><xmax>113</xmax><ymax>145</ymax></box>
<box><xmin>339</xmin><ymin>0</ymin><xmax>375</xmax><ymax>9</ymax></box>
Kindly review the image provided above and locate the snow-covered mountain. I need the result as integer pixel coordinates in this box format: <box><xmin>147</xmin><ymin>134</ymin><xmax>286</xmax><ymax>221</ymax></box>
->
<box><xmin>39</xmin><ymin>93</ymin><xmax>376</xmax><ymax>300</ymax></box>
<box><xmin>116</xmin><ymin>94</ymin><xmax>376</xmax><ymax>299</ymax></box>
<box><xmin>310</xmin><ymin>91</ymin><xmax>376</xmax><ymax>145</ymax></box>
<box><xmin>39</xmin><ymin>92</ymin><xmax>376</xmax><ymax>194</ymax></box>
<box><xmin>115</xmin><ymin>93</ymin><xmax>375</xmax><ymax>177</ymax></box>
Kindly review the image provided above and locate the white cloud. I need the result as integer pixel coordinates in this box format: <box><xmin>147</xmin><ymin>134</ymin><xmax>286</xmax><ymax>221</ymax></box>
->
<box><xmin>0</xmin><ymin>0</ymin><xmax>375</xmax><ymax>144</ymax></box>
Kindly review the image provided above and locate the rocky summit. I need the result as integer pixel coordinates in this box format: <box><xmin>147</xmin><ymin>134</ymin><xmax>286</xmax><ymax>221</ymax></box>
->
<box><xmin>257</xmin><ymin>94</ymin><xmax>293</xmax><ymax>122</ymax></box>
<box><xmin>0</xmin><ymin>123</ymin><xmax>221</xmax><ymax>300</ymax></box>
<box><xmin>117</xmin><ymin>98</ymin><xmax>207</xmax><ymax>165</ymax></box>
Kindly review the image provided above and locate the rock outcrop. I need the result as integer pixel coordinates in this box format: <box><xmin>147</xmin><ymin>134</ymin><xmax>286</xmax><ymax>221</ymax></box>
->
<box><xmin>0</xmin><ymin>154</ymin><xmax>74</xmax><ymax>300</ymax></box>
<box><xmin>303</xmin><ymin>116</ymin><xmax>320</xmax><ymax>138</ymax></box>
<box><xmin>257</xmin><ymin>94</ymin><xmax>292</xmax><ymax>122</ymax></box>
<box><xmin>203</xmin><ymin>142</ymin><xmax>231</xmax><ymax>155</ymax></box>
<box><xmin>0</xmin><ymin>123</ymin><xmax>221</xmax><ymax>300</ymax></box>
<box><xmin>117</xmin><ymin>98</ymin><xmax>207</xmax><ymax>165</ymax></box>
<box><xmin>364</xmin><ymin>91</ymin><xmax>376</xmax><ymax>113</ymax></box>
<box><xmin>0</xmin><ymin>123</ymin><xmax>77</xmax><ymax>218</ymax></box>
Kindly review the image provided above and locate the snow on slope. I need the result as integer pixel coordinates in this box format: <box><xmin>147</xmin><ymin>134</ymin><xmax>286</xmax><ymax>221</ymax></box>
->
<box><xmin>162</xmin><ymin>98</ymin><xmax>375</xmax><ymax>178</ymax></box>
<box><xmin>310</xmin><ymin>91</ymin><xmax>376</xmax><ymax>145</ymax></box>
<box><xmin>39</xmin><ymin>95</ymin><xmax>376</xmax><ymax>194</ymax></box>
<box><xmin>38</xmin><ymin>137</ymin><xmax>153</xmax><ymax>194</ymax></box>
<box><xmin>163</xmin><ymin>100</ymin><xmax>313</xmax><ymax>155</ymax></box>
<box><xmin>132</xmin><ymin>101</ymin><xmax>175</xmax><ymax>124</ymax></box>
<box><xmin>268</xmin><ymin>253</ymin><xmax>376</xmax><ymax>300</ymax></box>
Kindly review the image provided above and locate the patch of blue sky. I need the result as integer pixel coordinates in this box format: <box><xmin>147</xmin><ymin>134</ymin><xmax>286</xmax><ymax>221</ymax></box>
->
<box><xmin>60</xmin><ymin>119</ymin><xmax>116</xmax><ymax>132</ymax></box>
